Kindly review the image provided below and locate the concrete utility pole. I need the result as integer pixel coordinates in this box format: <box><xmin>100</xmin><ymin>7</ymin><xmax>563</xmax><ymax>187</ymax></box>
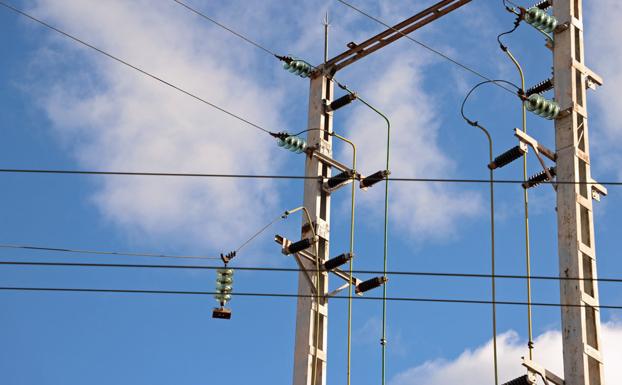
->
<box><xmin>290</xmin><ymin>2</ymin><xmax>472</xmax><ymax>385</ymax></box>
<box><xmin>553</xmin><ymin>1</ymin><xmax>606</xmax><ymax>384</ymax></box>
<box><xmin>292</xmin><ymin>70</ymin><xmax>333</xmax><ymax>385</ymax></box>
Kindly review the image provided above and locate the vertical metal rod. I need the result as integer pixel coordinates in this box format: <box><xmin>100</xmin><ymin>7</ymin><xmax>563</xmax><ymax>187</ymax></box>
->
<box><xmin>332</xmin><ymin>133</ymin><xmax>356</xmax><ymax>385</ymax></box>
<box><xmin>333</xmin><ymin>83</ymin><xmax>391</xmax><ymax>385</ymax></box>
<box><xmin>472</xmin><ymin>123</ymin><xmax>498</xmax><ymax>385</ymax></box>
<box><xmin>505</xmin><ymin>48</ymin><xmax>535</xmax><ymax>360</ymax></box>
<box><xmin>323</xmin><ymin>12</ymin><xmax>329</xmax><ymax>63</ymax></box>
<box><xmin>351</xmin><ymin>95</ymin><xmax>391</xmax><ymax>385</ymax></box>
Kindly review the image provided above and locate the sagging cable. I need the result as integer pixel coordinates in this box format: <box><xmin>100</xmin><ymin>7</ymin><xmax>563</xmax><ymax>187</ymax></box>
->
<box><xmin>461</xmin><ymin>78</ymin><xmax>523</xmax><ymax>385</ymax></box>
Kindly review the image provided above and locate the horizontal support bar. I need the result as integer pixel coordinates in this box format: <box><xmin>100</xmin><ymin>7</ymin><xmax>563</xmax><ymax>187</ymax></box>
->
<box><xmin>309</xmin><ymin>148</ymin><xmax>351</xmax><ymax>173</ymax></box>
<box><xmin>324</xmin><ymin>0</ymin><xmax>471</xmax><ymax>72</ymax></box>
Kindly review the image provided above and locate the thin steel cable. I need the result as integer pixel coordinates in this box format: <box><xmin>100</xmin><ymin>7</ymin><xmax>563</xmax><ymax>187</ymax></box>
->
<box><xmin>2</xmin><ymin>286</ymin><xmax>622</xmax><ymax>310</ymax></box>
<box><xmin>0</xmin><ymin>1</ymin><xmax>276</xmax><ymax>136</ymax></box>
<box><xmin>1</xmin><ymin>168</ymin><xmax>621</xmax><ymax>186</ymax></box>
<box><xmin>0</xmin><ymin>245</ymin><xmax>218</xmax><ymax>260</ymax></box>
<box><xmin>235</xmin><ymin>213</ymin><xmax>286</xmax><ymax>254</ymax></box>
<box><xmin>2</xmin><ymin>259</ymin><xmax>622</xmax><ymax>284</ymax></box>
<box><xmin>171</xmin><ymin>0</ymin><xmax>277</xmax><ymax>57</ymax></box>
<box><xmin>333</xmin><ymin>0</ymin><xmax>517</xmax><ymax>95</ymax></box>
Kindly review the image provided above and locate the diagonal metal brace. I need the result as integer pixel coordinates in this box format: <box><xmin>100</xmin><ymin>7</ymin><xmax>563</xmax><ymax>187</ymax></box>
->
<box><xmin>514</xmin><ymin>128</ymin><xmax>557</xmax><ymax>191</ymax></box>
<box><xmin>276</xmin><ymin>235</ymin><xmax>317</xmax><ymax>295</ymax></box>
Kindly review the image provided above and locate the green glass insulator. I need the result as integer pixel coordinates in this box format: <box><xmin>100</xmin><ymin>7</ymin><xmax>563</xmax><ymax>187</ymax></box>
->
<box><xmin>216</xmin><ymin>283</ymin><xmax>232</xmax><ymax>291</ymax></box>
<box><xmin>217</xmin><ymin>276</ymin><xmax>233</xmax><ymax>284</ymax></box>
<box><xmin>526</xmin><ymin>8</ymin><xmax>557</xmax><ymax>33</ymax></box>
<box><xmin>526</xmin><ymin>94</ymin><xmax>559</xmax><ymax>120</ymax></box>
<box><xmin>214</xmin><ymin>293</ymin><xmax>231</xmax><ymax>302</ymax></box>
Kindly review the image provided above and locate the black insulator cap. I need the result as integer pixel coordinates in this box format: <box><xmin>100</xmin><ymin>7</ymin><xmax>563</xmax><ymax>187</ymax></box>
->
<box><xmin>287</xmin><ymin>238</ymin><xmax>314</xmax><ymax>255</ymax></box>
<box><xmin>489</xmin><ymin>146</ymin><xmax>525</xmax><ymax>170</ymax></box>
<box><xmin>323</xmin><ymin>253</ymin><xmax>353</xmax><ymax>271</ymax></box>
<box><xmin>533</xmin><ymin>0</ymin><xmax>552</xmax><ymax>10</ymax></box>
<box><xmin>356</xmin><ymin>276</ymin><xmax>388</xmax><ymax>294</ymax></box>
<box><xmin>502</xmin><ymin>375</ymin><xmax>532</xmax><ymax>385</ymax></box>
<box><xmin>360</xmin><ymin>170</ymin><xmax>390</xmax><ymax>189</ymax></box>
<box><xmin>221</xmin><ymin>251</ymin><xmax>237</xmax><ymax>264</ymax></box>
<box><xmin>326</xmin><ymin>170</ymin><xmax>355</xmax><ymax>189</ymax></box>
<box><xmin>523</xmin><ymin>167</ymin><xmax>557</xmax><ymax>189</ymax></box>
<box><xmin>526</xmin><ymin>78</ymin><xmax>554</xmax><ymax>97</ymax></box>
<box><xmin>328</xmin><ymin>94</ymin><xmax>357</xmax><ymax>111</ymax></box>
<box><xmin>212</xmin><ymin>307</ymin><xmax>232</xmax><ymax>320</ymax></box>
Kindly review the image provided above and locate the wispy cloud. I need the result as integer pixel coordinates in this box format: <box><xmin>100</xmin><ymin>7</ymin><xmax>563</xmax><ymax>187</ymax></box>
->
<box><xmin>23</xmin><ymin>0</ymin><xmax>484</xmax><ymax>250</ymax></box>
<box><xmin>343</xmin><ymin>54</ymin><xmax>482</xmax><ymax>242</ymax></box>
<box><xmin>586</xmin><ymin>0</ymin><xmax>622</xmax><ymax>178</ymax></box>
<box><xmin>27</xmin><ymin>0</ymin><xmax>286</xmax><ymax>251</ymax></box>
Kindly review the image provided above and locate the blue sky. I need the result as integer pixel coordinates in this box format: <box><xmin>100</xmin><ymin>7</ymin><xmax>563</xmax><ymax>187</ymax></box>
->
<box><xmin>1</xmin><ymin>1</ymin><xmax>621</xmax><ymax>384</ymax></box>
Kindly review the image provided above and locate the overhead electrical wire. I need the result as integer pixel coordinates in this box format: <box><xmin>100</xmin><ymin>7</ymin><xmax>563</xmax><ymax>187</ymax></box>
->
<box><xmin>333</xmin><ymin>0</ymin><xmax>518</xmax><ymax>95</ymax></box>
<box><xmin>0</xmin><ymin>211</ymin><xmax>287</xmax><ymax>263</ymax></box>
<box><xmin>1</xmin><ymin>168</ymin><xmax>620</xmax><ymax>186</ymax></box>
<box><xmin>2</xmin><ymin>259</ymin><xmax>622</xmax><ymax>284</ymax></box>
<box><xmin>170</xmin><ymin>0</ymin><xmax>278</xmax><ymax>57</ymax></box>
<box><xmin>0</xmin><ymin>1</ymin><xmax>278</xmax><ymax>137</ymax></box>
<box><xmin>2</xmin><ymin>286</ymin><xmax>622</xmax><ymax>310</ymax></box>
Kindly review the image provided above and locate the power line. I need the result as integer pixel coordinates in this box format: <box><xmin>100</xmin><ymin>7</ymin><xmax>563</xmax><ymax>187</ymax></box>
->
<box><xmin>1</xmin><ymin>286</ymin><xmax>622</xmax><ymax>310</ymax></box>
<box><xmin>0</xmin><ymin>245</ymin><xmax>218</xmax><ymax>260</ymax></box>
<box><xmin>2</xmin><ymin>259</ymin><xmax>622</xmax><ymax>284</ymax></box>
<box><xmin>0</xmin><ymin>1</ymin><xmax>276</xmax><ymax>136</ymax></box>
<box><xmin>171</xmin><ymin>0</ymin><xmax>277</xmax><ymax>57</ymax></box>
<box><xmin>1</xmin><ymin>168</ymin><xmax>620</xmax><ymax>186</ymax></box>
<box><xmin>333</xmin><ymin>0</ymin><xmax>518</xmax><ymax>95</ymax></box>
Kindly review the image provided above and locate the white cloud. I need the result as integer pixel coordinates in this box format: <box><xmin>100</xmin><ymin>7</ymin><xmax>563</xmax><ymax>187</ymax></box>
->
<box><xmin>27</xmin><ymin>0</ymin><xmax>286</xmax><ymax>250</ymax></box>
<box><xmin>390</xmin><ymin>323</ymin><xmax>622</xmax><ymax>385</ymax></box>
<box><xmin>586</xmin><ymin>0</ymin><xmax>622</xmax><ymax>177</ymax></box>
<box><xmin>23</xmin><ymin>0</ymin><xmax>485</xmax><ymax>249</ymax></box>
<box><xmin>343</xmin><ymin>54</ymin><xmax>482</xmax><ymax>242</ymax></box>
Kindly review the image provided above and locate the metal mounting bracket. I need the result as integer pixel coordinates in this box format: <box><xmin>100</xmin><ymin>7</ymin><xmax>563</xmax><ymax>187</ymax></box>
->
<box><xmin>573</xmin><ymin>59</ymin><xmax>604</xmax><ymax>90</ymax></box>
<box><xmin>275</xmin><ymin>234</ymin><xmax>362</xmax><ymax>295</ymax></box>
<box><xmin>590</xmin><ymin>179</ymin><xmax>608</xmax><ymax>202</ymax></box>
<box><xmin>522</xmin><ymin>357</ymin><xmax>565</xmax><ymax>385</ymax></box>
